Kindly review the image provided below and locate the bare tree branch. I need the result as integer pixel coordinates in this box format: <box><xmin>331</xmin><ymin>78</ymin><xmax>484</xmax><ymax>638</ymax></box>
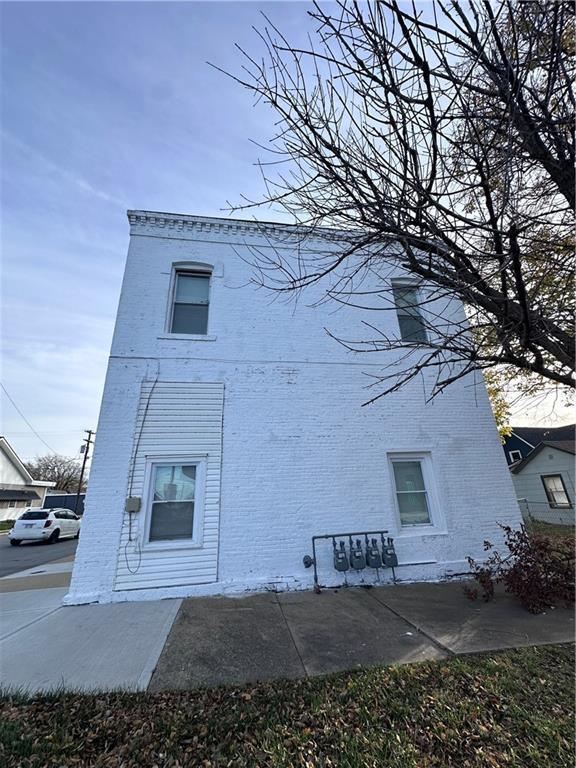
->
<box><xmin>25</xmin><ymin>454</ymin><xmax>87</xmax><ymax>494</ymax></box>
<box><xmin>215</xmin><ymin>0</ymin><xmax>575</xmax><ymax>402</ymax></box>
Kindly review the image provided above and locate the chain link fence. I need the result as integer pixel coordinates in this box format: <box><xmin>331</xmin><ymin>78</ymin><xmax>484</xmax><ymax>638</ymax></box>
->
<box><xmin>518</xmin><ymin>498</ymin><xmax>575</xmax><ymax>534</ymax></box>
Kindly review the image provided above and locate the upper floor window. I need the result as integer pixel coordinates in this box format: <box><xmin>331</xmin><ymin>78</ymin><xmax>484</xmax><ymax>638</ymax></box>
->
<box><xmin>541</xmin><ymin>474</ymin><xmax>571</xmax><ymax>508</ymax></box>
<box><xmin>508</xmin><ymin>450</ymin><xmax>522</xmax><ymax>463</ymax></box>
<box><xmin>171</xmin><ymin>271</ymin><xmax>210</xmax><ymax>335</ymax></box>
<box><xmin>392</xmin><ymin>283</ymin><xmax>427</xmax><ymax>343</ymax></box>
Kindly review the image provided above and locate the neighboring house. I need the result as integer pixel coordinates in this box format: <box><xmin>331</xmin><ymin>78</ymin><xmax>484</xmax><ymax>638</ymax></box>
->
<box><xmin>0</xmin><ymin>437</ymin><xmax>55</xmax><ymax>521</ymax></box>
<box><xmin>66</xmin><ymin>211</ymin><xmax>521</xmax><ymax>605</ymax></box>
<box><xmin>502</xmin><ymin>424</ymin><xmax>575</xmax><ymax>465</ymax></box>
<box><xmin>511</xmin><ymin>440</ymin><xmax>575</xmax><ymax>526</ymax></box>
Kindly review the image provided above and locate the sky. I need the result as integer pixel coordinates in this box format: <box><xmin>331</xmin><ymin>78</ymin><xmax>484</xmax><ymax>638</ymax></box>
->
<box><xmin>1</xmin><ymin>1</ymin><xmax>572</xmax><ymax>462</ymax></box>
<box><xmin>1</xmin><ymin>0</ymin><xmax>314</xmax><ymax>460</ymax></box>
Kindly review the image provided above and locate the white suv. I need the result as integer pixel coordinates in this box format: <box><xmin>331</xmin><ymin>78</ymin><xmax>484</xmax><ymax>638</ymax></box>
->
<box><xmin>9</xmin><ymin>508</ymin><xmax>81</xmax><ymax>546</ymax></box>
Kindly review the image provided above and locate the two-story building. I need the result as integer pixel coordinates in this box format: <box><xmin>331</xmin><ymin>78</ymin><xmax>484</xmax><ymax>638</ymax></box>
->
<box><xmin>66</xmin><ymin>211</ymin><xmax>522</xmax><ymax>605</ymax></box>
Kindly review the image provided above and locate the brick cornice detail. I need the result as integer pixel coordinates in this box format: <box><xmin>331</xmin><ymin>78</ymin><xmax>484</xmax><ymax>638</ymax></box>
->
<box><xmin>127</xmin><ymin>210</ymin><xmax>344</xmax><ymax>243</ymax></box>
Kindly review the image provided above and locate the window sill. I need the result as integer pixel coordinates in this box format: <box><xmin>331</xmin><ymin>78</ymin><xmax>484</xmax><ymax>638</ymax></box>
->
<box><xmin>143</xmin><ymin>539</ymin><xmax>204</xmax><ymax>552</ymax></box>
<box><xmin>394</xmin><ymin>528</ymin><xmax>449</xmax><ymax>539</ymax></box>
<box><xmin>157</xmin><ymin>333</ymin><xmax>217</xmax><ymax>341</ymax></box>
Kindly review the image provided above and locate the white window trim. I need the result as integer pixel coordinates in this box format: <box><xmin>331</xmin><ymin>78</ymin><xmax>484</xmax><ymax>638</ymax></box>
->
<box><xmin>508</xmin><ymin>450</ymin><xmax>523</xmax><ymax>463</ymax></box>
<box><xmin>141</xmin><ymin>454</ymin><xmax>207</xmax><ymax>550</ymax></box>
<box><xmin>387</xmin><ymin>452</ymin><xmax>446</xmax><ymax>535</ymax></box>
<box><xmin>165</xmin><ymin>263</ymin><xmax>213</xmax><ymax>336</ymax></box>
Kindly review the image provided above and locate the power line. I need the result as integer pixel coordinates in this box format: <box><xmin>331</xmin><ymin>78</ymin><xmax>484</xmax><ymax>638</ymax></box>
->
<box><xmin>0</xmin><ymin>382</ymin><xmax>58</xmax><ymax>454</ymax></box>
<box><xmin>6</xmin><ymin>431</ymin><xmax>87</xmax><ymax>437</ymax></box>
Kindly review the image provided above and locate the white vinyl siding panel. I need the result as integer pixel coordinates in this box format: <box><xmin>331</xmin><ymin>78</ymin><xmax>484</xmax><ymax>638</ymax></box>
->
<box><xmin>114</xmin><ymin>381</ymin><xmax>224</xmax><ymax>590</ymax></box>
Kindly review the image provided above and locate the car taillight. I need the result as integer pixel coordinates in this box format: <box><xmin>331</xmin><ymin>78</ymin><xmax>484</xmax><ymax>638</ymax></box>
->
<box><xmin>43</xmin><ymin>520</ymin><xmax>52</xmax><ymax>528</ymax></box>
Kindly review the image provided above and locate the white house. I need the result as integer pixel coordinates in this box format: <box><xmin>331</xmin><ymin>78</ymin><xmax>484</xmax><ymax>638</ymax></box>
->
<box><xmin>66</xmin><ymin>211</ymin><xmax>522</xmax><ymax>605</ymax></box>
<box><xmin>0</xmin><ymin>437</ymin><xmax>55</xmax><ymax>521</ymax></box>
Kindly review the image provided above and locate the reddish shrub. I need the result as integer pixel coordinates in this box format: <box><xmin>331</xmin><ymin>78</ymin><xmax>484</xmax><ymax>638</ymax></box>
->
<box><xmin>464</xmin><ymin>524</ymin><xmax>575</xmax><ymax>613</ymax></box>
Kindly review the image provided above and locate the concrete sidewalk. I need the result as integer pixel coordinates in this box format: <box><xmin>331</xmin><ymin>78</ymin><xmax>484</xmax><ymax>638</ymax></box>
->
<box><xmin>0</xmin><ymin>587</ymin><xmax>181</xmax><ymax>693</ymax></box>
<box><xmin>0</xmin><ymin>561</ymin><xmax>181</xmax><ymax>693</ymax></box>
<box><xmin>0</xmin><ymin>578</ymin><xmax>573</xmax><ymax>694</ymax></box>
<box><xmin>149</xmin><ymin>582</ymin><xmax>575</xmax><ymax>692</ymax></box>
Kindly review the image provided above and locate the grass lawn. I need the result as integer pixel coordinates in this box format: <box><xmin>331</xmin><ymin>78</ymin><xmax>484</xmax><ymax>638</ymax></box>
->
<box><xmin>525</xmin><ymin>519</ymin><xmax>575</xmax><ymax>539</ymax></box>
<box><xmin>1</xmin><ymin>644</ymin><xmax>573</xmax><ymax>768</ymax></box>
<box><xmin>0</xmin><ymin>521</ymin><xmax>14</xmax><ymax>532</ymax></box>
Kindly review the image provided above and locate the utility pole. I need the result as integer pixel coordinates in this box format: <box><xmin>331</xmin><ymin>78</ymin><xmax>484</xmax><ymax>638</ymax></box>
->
<box><xmin>74</xmin><ymin>429</ymin><xmax>94</xmax><ymax>514</ymax></box>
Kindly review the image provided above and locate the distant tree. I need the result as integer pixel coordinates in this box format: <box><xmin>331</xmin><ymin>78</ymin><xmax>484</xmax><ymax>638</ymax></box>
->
<box><xmin>223</xmin><ymin>0</ymin><xmax>575</xmax><ymax>405</ymax></box>
<box><xmin>483</xmin><ymin>370</ymin><xmax>512</xmax><ymax>441</ymax></box>
<box><xmin>25</xmin><ymin>454</ymin><xmax>87</xmax><ymax>494</ymax></box>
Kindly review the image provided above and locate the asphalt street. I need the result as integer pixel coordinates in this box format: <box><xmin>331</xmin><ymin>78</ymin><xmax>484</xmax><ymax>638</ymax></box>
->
<box><xmin>0</xmin><ymin>535</ymin><xmax>78</xmax><ymax>578</ymax></box>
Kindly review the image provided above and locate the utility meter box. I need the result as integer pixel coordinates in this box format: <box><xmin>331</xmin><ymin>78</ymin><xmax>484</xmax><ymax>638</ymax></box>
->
<box><xmin>125</xmin><ymin>497</ymin><xmax>141</xmax><ymax>513</ymax></box>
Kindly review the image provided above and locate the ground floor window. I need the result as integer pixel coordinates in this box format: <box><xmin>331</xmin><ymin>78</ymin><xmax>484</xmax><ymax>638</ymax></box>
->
<box><xmin>389</xmin><ymin>454</ymin><xmax>437</xmax><ymax>527</ymax></box>
<box><xmin>147</xmin><ymin>462</ymin><xmax>202</xmax><ymax>543</ymax></box>
<box><xmin>541</xmin><ymin>474</ymin><xmax>571</xmax><ymax>509</ymax></box>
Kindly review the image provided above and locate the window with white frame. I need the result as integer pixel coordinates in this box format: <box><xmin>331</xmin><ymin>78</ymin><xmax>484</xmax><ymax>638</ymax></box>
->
<box><xmin>170</xmin><ymin>271</ymin><xmax>210</xmax><ymax>334</ymax></box>
<box><xmin>541</xmin><ymin>474</ymin><xmax>571</xmax><ymax>509</ymax></box>
<box><xmin>390</xmin><ymin>456</ymin><xmax>433</xmax><ymax>526</ymax></box>
<box><xmin>148</xmin><ymin>462</ymin><xmax>200</xmax><ymax>542</ymax></box>
<box><xmin>392</xmin><ymin>283</ymin><xmax>427</xmax><ymax>342</ymax></box>
<box><xmin>508</xmin><ymin>450</ymin><xmax>522</xmax><ymax>463</ymax></box>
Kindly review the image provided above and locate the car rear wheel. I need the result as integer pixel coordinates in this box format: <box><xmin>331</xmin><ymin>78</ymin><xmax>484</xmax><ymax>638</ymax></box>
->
<box><xmin>48</xmin><ymin>529</ymin><xmax>60</xmax><ymax>544</ymax></box>
<box><xmin>10</xmin><ymin>539</ymin><xmax>21</xmax><ymax>546</ymax></box>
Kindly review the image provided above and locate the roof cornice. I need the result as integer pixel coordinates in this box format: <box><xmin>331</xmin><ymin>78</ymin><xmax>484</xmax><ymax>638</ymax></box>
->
<box><xmin>127</xmin><ymin>210</ymin><xmax>347</xmax><ymax>243</ymax></box>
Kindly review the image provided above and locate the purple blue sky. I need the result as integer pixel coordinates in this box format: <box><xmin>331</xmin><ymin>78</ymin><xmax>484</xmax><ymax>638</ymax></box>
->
<box><xmin>1</xmin><ymin>1</ymin><xmax>312</xmax><ymax>459</ymax></box>
<box><xmin>1</xmin><ymin>1</ymin><xmax>571</xmax><ymax>461</ymax></box>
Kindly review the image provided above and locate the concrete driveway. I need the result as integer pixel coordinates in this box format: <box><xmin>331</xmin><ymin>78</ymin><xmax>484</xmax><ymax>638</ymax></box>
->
<box><xmin>148</xmin><ymin>581</ymin><xmax>575</xmax><ymax>692</ymax></box>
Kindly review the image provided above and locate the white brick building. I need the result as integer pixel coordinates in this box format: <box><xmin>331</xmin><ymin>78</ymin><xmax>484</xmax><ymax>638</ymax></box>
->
<box><xmin>66</xmin><ymin>211</ymin><xmax>522</xmax><ymax>605</ymax></box>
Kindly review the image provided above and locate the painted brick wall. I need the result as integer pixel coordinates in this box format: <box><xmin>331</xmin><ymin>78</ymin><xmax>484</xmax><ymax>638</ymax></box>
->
<box><xmin>65</xmin><ymin>213</ymin><xmax>523</xmax><ymax>604</ymax></box>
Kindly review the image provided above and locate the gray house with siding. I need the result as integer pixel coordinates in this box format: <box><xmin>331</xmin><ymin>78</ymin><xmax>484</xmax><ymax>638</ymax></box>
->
<box><xmin>511</xmin><ymin>440</ymin><xmax>575</xmax><ymax>526</ymax></box>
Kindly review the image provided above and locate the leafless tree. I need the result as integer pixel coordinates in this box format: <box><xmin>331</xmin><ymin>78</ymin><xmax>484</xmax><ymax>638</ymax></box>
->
<box><xmin>220</xmin><ymin>0</ymin><xmax>574</xmax><ymax>402</ymax></box>
<box><xmin>25</xmin><ymin>454</ymin><xmax>86</xmax><ymax>493</ymax></box>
